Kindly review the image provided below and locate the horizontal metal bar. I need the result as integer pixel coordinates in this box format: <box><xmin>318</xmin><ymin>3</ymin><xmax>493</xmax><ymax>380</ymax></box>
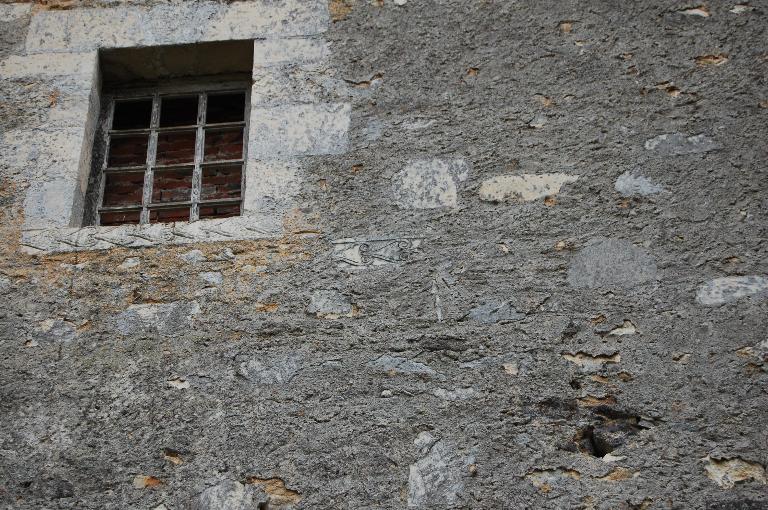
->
<box><xmin>198</xmin><ymin>198</ymin><xmax>242</xmax><ymax>205</ymax></box>
<box><xmin>104</xmin><ymin>166</ymin><xmax>147</xmax><ymax>174</ymax></box>
<box><xmin>199</xmin><ymin>159</ymin><xmax>244</xmax><ymax>167</ymax></box>
<box><xmin>147</xmin><ymin>201</ymin><xmax>193</xmax><ymax>210</ymax></box>
<box><xmin>98</xmin><ymin>205</ymin><xmax>143</xmax><ymax>213</ymax></box>
<box><xmin>110</xmin><ymin>121</ymin><xmax>245</xmax><ymax>137</ymax></box>
<box><xmin>152</xmin><ymin>163</ymin><xmax>195</xmax><ymax>172</ymax></box>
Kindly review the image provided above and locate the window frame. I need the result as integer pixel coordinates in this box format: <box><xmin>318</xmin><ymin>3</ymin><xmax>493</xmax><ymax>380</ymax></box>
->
<box><xmin>95</xmin><ymin>80</ymin><xmax>251</xmax><ymax>226</ymax></box>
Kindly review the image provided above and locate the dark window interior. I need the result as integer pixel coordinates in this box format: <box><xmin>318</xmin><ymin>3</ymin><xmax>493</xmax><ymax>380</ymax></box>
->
<box><xmin>83</xmin><ymin>39</ymin><xmax>254</xmax><ymax>227</ymax></box>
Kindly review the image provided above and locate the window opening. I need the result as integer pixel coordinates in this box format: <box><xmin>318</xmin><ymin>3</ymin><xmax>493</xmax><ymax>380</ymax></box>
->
<box><xmin>97</xmin><ymin>89</ymin><xmax>248</xmax><ymax>226</ymax></box>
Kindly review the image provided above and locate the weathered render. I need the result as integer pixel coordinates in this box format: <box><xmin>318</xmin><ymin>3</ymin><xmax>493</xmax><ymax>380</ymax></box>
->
<box><xmin>1</xmin><ymin>1</ymin><xmax>767</xmax><ymax>509</ymax></box>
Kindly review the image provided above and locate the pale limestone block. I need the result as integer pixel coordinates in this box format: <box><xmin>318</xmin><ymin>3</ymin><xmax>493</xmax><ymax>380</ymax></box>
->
<box><xmin>479</xmin><ymin>173</ymin><xmax>578</xmax><ymax>202</ymax></box>
<box><xmin>0</xmin><ymin>3</ymin><xmax>31</xmax><ymax>22</ymax></box>
<box><xmin>3</xmin><ymin>128</ymin><xmax>86</xmax><ymax>174</ymax></box>
<box><xmin>0</xmin><ymin>52</ymin><xmax>96</xmax><ymax>78</ymax></box>
<box><xmin>696</xmin><ymin>276</ymin><xmax>768</xmax><ymax>306</ymax></box>
<box><xmin>243</xmin><ymin>160</ymin><xmax>302</xmax><ymax>215</ymax></box>
<box><xmin>23</xmin><ymin>178</ymin><xmax>80</xmax><ymax>229</ymax></box>
<box><xmin>21</xmin><ymin>215</ymin><xmax>282</xmax><ymax>254</ymax></box>
<box><xmin>253</xmin><ymin>38</ymin><xmax>330</xmax><ymax>67</ymax></box>
<box><xmin>251</xmin><ymin>63</ymin><xmax>343</xmax><ymax>106</ymax></box>
<box><xmin>26</xmin><ymin>1</ymin><xmax>329</xmax><ymax>53</ymax></box>
<box><xmin>248</xmin><ymin>103</ymin><xmax>351</xmax><ymax>158</ymax></box>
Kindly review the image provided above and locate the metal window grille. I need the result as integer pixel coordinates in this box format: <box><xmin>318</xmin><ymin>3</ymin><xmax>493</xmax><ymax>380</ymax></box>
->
<box><xmin>96</xmin><ymin>87</ymin><xmax>250</xmax><ymax>226</ymax></box>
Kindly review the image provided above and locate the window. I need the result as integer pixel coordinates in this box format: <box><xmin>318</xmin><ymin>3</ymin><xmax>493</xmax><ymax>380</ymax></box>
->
<box><xmin>96</xmin><ymin>88</ymin><xmax>249</xmax><ymax>226</ymax></box>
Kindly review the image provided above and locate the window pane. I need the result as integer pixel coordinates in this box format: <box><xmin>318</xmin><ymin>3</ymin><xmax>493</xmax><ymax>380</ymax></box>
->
<box><xmin>204</xmin><ymin>127</ymin><xmax>243</xmax><ymax>162</ymax></box>
<box><xmin>156</xmin><ymin>130</ymin><xmax>196</xmax><ymax>165</ymax></box>
<box><xmin>160</xmin><ymin>96</ymin><xmax>199</xmax><ymax>127</ymax></box>
<box><xmin>149</xmin><ymin>207</ymin><xmax>190</xmax><ymax>223</ymax></box>
<box><xmin>201</xmin><ymin>164</ymin><xmax>241</xmax><ymax>201</ymax></box>
<box><xmin>152</xmin><ymin>167</ymin><xmax>193</xmax><ymax>203</ymax></box>
<box><xmin>200</xmin><ymin>203</ymin><xmax>240</xmax><ymax>219</ymax></box>
<box><xmin>102</xmin><ymin>171</ymin><xmax>145</xmax><ymax>207</ymax></box>
<box><xmin>108</xmin><ymin>135</ymin><xmax>149</xmax><ymax>167</ymax></box>
<box><xmin>206</xmin><ymin>92</ymin><xmax>246</xmax><ymax>123</ymax></box>
<box><xmin>101</xmin><ymin>210</ymin><xmax>141</xmax><ymax>226</ymax></box>
<box><xmin>112</xmin><ymin>99</ymin><xmax>152</xmax><ymax>130</ymax></box>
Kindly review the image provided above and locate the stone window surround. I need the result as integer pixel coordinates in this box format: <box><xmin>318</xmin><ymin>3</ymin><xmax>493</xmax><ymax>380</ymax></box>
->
<box><xmin>7</xmin><ymin>0</ymin><xmax>351</xmax><ymax>254</ymax></box>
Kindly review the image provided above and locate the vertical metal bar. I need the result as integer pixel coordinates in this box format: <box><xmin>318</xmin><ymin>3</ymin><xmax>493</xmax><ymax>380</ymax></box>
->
<box><xmin>191</xmin><ymin>93</ymin><xmax>206</xmax><ymax>222</ymax></box>
<box><xmin>96</xmin><ymin>97</ymin><xmax>116</xmax><ymax>227</ymax></box>
<box><xmin>240</xmin><ymin>87</ymin><xmax>251</xmax><ymax>216</ymax></box>
<box><xmin>141</xmin><ymin>93</ymin><xmax>161</xmax><ymax>225</ymax></box>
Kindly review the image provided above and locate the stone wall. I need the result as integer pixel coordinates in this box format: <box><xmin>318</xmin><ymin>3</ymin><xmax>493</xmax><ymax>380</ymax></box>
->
<box><xmin>1</xmin><ymin>1</ymin><xmax>767</xmax><ymax>509</ymax></box>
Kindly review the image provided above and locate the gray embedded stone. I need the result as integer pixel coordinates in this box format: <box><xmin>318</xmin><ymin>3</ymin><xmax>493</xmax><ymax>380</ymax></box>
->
<box><xmin>238</xmin><ymin>355</ymin><xmax>302</xmax><ymax>385</ymax></box>
<box><xmin>408</xmin><ymin>434</ymin><xmax>468</xmax><ymax>508</ymax></box>
<box><xmin>615</xmin><ymin>171</ymin><xmax>665</xmax><ymax>196</ymax></box>
<box><xmin>367</xmin><ymin>355</ymin><xmax>436</xmax><ymax>375</ymax></box>
<box><xmin>478</xmin><ymin>173</ymin><xmax>578</xmax><ymax>202</ymax></box>
<box><xmin>568</xmin><ymin>238</ymin><xmax>657</xmax><ymax>289</ymax></box>
<box><xmin>199</xmin><ymin>271</ymin><xmax>223</xmax><ymax>287</ymax></box>
<box><xmin>306</xmin><ymin>289</ymin><xmax>353</xmax><ymax>318</ymax></box>
<box><xmin>189</xmin><ymin>480</ymin><xmax>267</xmax><ymax>510</ymax></box>
<box><xmin>392</xmin><ymin>159</ymin><xmax>470</xmax><ymax>209</ymax></box>
<box><xmin>115</xmin><ymin>301</ymin><xmax>201</xmax><ymax>336</ymax></box>
<box><xmin>180</xmin><ymin>250</ymin><xmax>206</xmax><ymax>264</ymax></box>
<box><xmin>35</xmin><ymin>319</ymin><xmax>76</xmax><ymax>344</ymax></box>
<box><xmin>465</xmin><ymin>301</ymin><xmax>525</xmax><ymax>324</ymax></box>
<box><xmin>696</xmin><ymin>276</ymin><xmax>768</xmax><ymax>306</ymax></box>
<box><xmin>644</xmin><ymin>133</ymin><xmax>719</xmax><ymax>155</ymax></box>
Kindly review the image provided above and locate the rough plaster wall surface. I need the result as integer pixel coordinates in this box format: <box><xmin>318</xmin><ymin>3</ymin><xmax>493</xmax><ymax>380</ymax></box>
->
<box><xmin>0</xmin><ymin>1</ymin><xmax>767</xmax><ymax>509</ymax></box>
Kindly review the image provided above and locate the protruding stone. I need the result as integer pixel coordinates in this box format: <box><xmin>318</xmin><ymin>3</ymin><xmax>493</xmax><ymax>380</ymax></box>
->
<box><xmin>479</xmin><ymin>173</ymin><xmax>578</xmax><ymax>202</ymax></box>
<box><xmin>115</xmin><ymin>301</ymin><xmax>201</xmax><ymax>336</ymax></box>
<box><xmin>568</xmin><ymin>238</ymin><xmax>657</xmax><ymax>289</ymax></box>
<box><xmin>644</xmin><ymin>133</ymin><xmax>719</xmax><ymax>155</ymax></box>
<box><xmin>189</xmin><ymin>480</ymin><xmax>267</xmax><ymax>510</ymax></box>
<box><xmin>614</xmin><ymin>171</ymin><xmax>665</xmax><ymax>196</ymax></box>
<box><xmin>703</xmin><ymin>456</ymin><xmax>767</xmax><ymax>489</ymax></box>
<box><xmin>465</xmin><ymin>301</ymin><xmax>525</xmax><ymax>324</ymax></box>
<box><xmin>307</xmin><ymin>290</ymin><xmax>354</xmax><ymax>318</ymax></box>
<box><xmin>696</xmin><ymin>276</ymin><xmax>768</xmax><ymax>306</ymax></box>
<box><xmin>238</xmin><ymin>355</ymin><xmax>302</xmax><ymax>385</ymax></box>
<box><xmin>408</xmin><ymin>436</ymin><xmax>467</xmax><ymax>507</ymax></box>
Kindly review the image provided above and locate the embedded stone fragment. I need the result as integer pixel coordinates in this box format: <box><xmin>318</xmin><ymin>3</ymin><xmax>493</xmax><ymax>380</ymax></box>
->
<box><xmin>245</xmin><ymin>477</ymin><xmax>302</xmax><ymax>508</ymax></box>
<box><xmin>367</xmin><ymin>355</ymin><xmax>436</xmax><ymax>375</ymax></box>
<box><xmin>478</xmin><ymin>173</ymin><xmax>578</xmax><ymax>202</ymax></box>
<box><xmin>392</xmin><ymin>159</ymin><xmax>470</xmax><ymax>209</ymax></box>
<box><xmin>189</xmin><ymin>480</ymin><xmax>267</xmax><ymax>510</ymax></box>
<box><xmin>238</xmin><ymin>355</ymin><xmax>302</xmax><ymax>385</ymax></box>
<box><xmin>614</xmin><ymin>171</ymin><xmax>665</xmax><ymax>196</ymax></box>
<box><xmin>644</xmin><ymin>133</ymin><xmax>719</xmax><ymax>155</ymax></box>
<box><xmin>567</xmin><ymin>238</ymin><xmax>657</xmax><ymax>288</ymax></box>
<box><xmin>115</xmin><ymin>301</ymin><xmax>201</xmax><ymax>336</ymax></box>
<box><xmin>525</xmin><ymin>468</ymin><xmax>580</xmax><ymax>491</ymax></box>
<box><xmin>179</xmin><ymin>250</ymin><xmax>206</xmax><ymax>264</ymax></box>
<box><xmin>306</xmin><ymin>290</ymin><xmax>354</xmax><ymax>318</ymax></box>
<box><xmin>199</xmin><ymin>271</ymin><xmax>223</xmax><ymax>287</ymax></box>
<box><xmin>696</xmin><ymin>276</ymin><xmax>768</xmax><ymax>306</ymax></box>
<box><xmin>332</xmin><ymin>237</ymin><xmax>422</xmax><ymax>268</ymax></box>
<box><xmin>408</xmin><ymin>433</ymin><xmax>468</xmax><ymax>507</ymax></box>
<box><xmin>703</xmin><ymin>456</ymin><xmax>767</xmax><ymax>489</ymax></box>
<box><xmin>465</xmin><ymin>301</ymin><xmax>525</xmax><ymax>324</ymax></box>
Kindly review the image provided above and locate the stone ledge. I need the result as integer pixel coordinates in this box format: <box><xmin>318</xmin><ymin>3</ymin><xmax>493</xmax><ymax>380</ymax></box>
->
<box><xmin>21</xmin><ymin>215</ymin><xmax>282</xmax><ymax>254</ymax></box>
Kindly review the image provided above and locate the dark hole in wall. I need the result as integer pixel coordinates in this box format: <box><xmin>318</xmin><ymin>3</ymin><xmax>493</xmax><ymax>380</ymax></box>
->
<box><xmin>207</xmin><ymin>92</ymin><xmax>246</xmax><ymax>123</ymax></box>
<box><xmin>160</xmin><ymin>96</ymin><xmax>199</xmax><ymax>127</ymax></box>
<box><xmin>113</xmin><ymin>99</ymin><xmax>152</xmax><ymax>130</ymax></box>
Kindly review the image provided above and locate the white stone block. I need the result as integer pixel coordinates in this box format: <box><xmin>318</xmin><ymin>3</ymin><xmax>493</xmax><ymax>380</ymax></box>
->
<box><xmin>26</xmin><ymin>0</ymin><xmax>329</xmax><ymax>53</ymax></box>
<box><xmin>248</xmin><ymin>103</ymin><xmax>351</xmax><ymax>158</ymax></box>
<box><xmin>0</xmin><ymin>52</ymin><xmax>96</xmax><ymax>78</ymax></box>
